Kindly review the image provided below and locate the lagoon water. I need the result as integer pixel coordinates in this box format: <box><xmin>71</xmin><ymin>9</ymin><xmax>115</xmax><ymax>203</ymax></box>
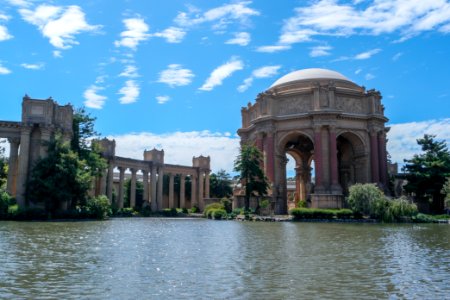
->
<box><xmin>0</xmin><ymin>219</ymin><xmax>449</xmax><ymax>299</ymax></box>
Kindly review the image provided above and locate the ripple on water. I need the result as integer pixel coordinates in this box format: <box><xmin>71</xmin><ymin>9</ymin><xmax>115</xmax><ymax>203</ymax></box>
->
<box><xmin>0</xmin><ymin>220</ymin><xmax>449</xmax><ymax>299</ymax></box>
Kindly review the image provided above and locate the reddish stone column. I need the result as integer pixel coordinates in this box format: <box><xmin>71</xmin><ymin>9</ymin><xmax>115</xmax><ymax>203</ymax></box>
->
<box><xmin>329</xmin><ymin>129</ymin><xmax>339</xmax><ymax>186</ymax></box>
<box><xmin>370</xmin><ymin>130</ymin><xmax>380</xmax><ymax>183</ymax></box>
<box><xmin>314</xmin><ymin>127</ymin><xmax>323</xmax><ymax>189</ymax></box>
<box><xmin>265</xmin><ymin>133</ymin><xmax>275</xmax><ymax>183</ymax></box>
<box><xmin>256</xmin><ymin>132</ymin><xmax>265</xmax><ymax>172</ymax></box>
<box><xmin>378</xmin><ymin>132</ymin><xmax>388</xmax><ymax>188</ymax></box>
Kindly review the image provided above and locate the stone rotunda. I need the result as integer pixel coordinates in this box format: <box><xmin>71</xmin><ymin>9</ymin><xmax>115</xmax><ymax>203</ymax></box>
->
<box><xmin>237</xmin><ymin>68</ymin><xmax>389</xmax><ymax>214</ymax></box>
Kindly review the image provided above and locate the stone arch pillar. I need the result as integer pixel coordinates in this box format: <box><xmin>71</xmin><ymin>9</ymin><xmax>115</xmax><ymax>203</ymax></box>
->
<box><xmin>130</xmin><ymin>168</ymin><xmax>137</xmax><ymax>208</ymax></box>
<box><xmin>16</xmin><ymin>126</ymin><xmax>32</xmax><ymax>207</ymax></box>
<box><xmin>6</xmin><ymin>137</ymin><xmax>20</xmax><ymax>197</ymax></box>
<box><xmin>169</xmin><ymin>173</ymin><xmax>175</xmax><ymax>208</ymax></box>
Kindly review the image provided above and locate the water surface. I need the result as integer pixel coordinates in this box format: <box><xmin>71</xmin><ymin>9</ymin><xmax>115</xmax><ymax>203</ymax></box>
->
<box><xmin>0</xmin><ymin>219</ymin><xmax>449</xmax><ymax>299</ymax></box>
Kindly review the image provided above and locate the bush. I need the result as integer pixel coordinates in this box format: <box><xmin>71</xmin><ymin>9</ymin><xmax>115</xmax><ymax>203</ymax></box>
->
<box><xmin>296</xmin><ymin>200</ymin><xmax>307</xmax><ymax>208</ymax></box>
<box><xmin>87</xmin><ymin>195</ymin><xmax>111</xmax><ymax>220</ymax></box>
<box><xmin>14</xmin><ymin>207</ymin><xmax>48</xmax><ymax>220</ymax></box>
<box><xmin>190</xmin><ymin>205</ymin><xmax>199</xmax><ymax>213</ymax></box>
<box><xmin>182</xmin><ymin>207</ymin><xmax>188</xmax><ymax>214</ymax></box>
<box><xmin>220</xmin><ymin>198</ymin><xmax>233</xmax><ymax>213</ymax></box>
<box><xmin>412</xmin><ymin>213</ymin><xmax>435</xmax><ymax>223</ymax></box>
<box><xmin>335</xmin><ymin>209</ymin><xmax>354</xmax><ymax>219</ymax></box>
<box><xmin>204</xmin><ymin>202</ymin><xmax>224</xmax><ymax>218</ymax></box>
<box><xmin>115</xmin><ymin>207</ymin><xmax>136</xmax><ymax>217</ymax></box>
<box><xmin>161</xmin><ymin>208</ymin><xmax>178</xmax><ymax>217</ymax></box>
<box><xmin>0</xmin><ymin>190</ymin><xmax>12</xmax><ymax>218</ymax></box>
<box><xmin>212</xmin><ymin>209</ymin><xmax>227</xmax><ymax>220</ymax></box>
<box><xmin>347</xmin><ymin>183</ymin><xmax>387</xmax><ymax>216</ymax></box>
<box><xmin>388</xmin><ymin>197</ymin><xmax>418</xmax><ymax>221</ymax></box>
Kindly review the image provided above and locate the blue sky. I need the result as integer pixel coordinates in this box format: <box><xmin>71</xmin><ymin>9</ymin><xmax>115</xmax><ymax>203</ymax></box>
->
<box><xmin>1</xmin><ymin>0</ymin><xmax>450</xmax><ymax>173</ymax></box>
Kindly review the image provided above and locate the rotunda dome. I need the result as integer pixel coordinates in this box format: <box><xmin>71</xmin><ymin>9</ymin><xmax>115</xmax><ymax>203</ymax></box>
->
<box><xmin>270</xmin><ymin>68</ymin><xmax>352</xmax><ymax>88</ymax></box>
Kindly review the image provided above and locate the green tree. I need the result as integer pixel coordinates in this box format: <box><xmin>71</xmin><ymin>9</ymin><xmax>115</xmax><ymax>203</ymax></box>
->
<box><xmin>403</xmin><ymin>134</ymin><xmax>450</xmax><ymax>213</ymax></box>
<box><xmin>347</xmin><ymin>183</ymin><xmax>387</xmax><ymax>217</ymax></box>
<box><xmin>442</xmin><ymin>177</ymin><xmax>450</xmax><ymax>210</ymax></box>
<box><xmin>0</xmin><ymin>141</ymin><xmax>7</xmax><ymax>189</ymax></box>
<box><xmin>234</xmin><ymin>144</ymin><xmax>269</xmax><ymax>212</ymax></box>
<box><xmin>210</xmin><ymin>169</ymin><xmax>233</xmax><ymax>198</ymax></box>
<box><xmin>27</xmin><ymin>134</ymin><xmax>92</xmax><ymax>213</ymax></box>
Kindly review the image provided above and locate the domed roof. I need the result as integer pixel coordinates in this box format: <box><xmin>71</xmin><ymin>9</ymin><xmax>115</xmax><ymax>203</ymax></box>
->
<box><xmin>270</xmin><ymin>68</ymin><xmax>352</xmax><ymax>88</ymax></box>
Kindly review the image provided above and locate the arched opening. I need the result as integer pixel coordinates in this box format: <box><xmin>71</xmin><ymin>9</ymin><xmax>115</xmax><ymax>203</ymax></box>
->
<box><xmin>281</xmin><ymin>133</ymin><xmax>314</xmax><ymax>209</ymax></box>
<box><xmin>337</xmin><ymin>132</ymin><xmax>367</xmax><ymax>195</ymax></box>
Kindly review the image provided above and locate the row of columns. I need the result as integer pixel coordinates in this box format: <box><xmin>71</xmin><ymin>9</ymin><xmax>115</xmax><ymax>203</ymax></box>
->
<box><xmin>370</xmin><ymin>129</ymin><xmax>388</xmax><ymax>188</ymax></box>
<box><xmin>99</xmin><ymin>164</ymin><xmax>210</xmax><ymax>211</ymax></box>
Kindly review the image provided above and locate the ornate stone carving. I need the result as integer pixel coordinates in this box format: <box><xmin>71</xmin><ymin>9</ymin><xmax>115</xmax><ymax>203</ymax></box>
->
<box><xmin>336</xmin><ymin>97</ymin><xmax>364</xmax><ymax>114</ymax></box>
<box><xmin>277</xmin><ymin>96</ymin><xmax>311</xmax><ymax>115</ymax></box>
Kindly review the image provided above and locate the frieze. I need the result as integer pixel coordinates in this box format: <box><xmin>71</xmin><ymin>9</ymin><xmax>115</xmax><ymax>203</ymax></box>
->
<box><xmin>336</xmin><ymin>97</ymin><xmax>364</xmax><ymax>114</ymax></box>
<box><xmin>276</xmin><ymin>96</ymin><xmax>311</xmax><ymax>115</ymax></box>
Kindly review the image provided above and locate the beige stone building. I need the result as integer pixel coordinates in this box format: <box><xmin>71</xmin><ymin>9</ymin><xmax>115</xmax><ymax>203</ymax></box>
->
<box><xmin>238</xmin><ymin>68</ymin><xmax>389</xmax><ymax>214</ymax></box>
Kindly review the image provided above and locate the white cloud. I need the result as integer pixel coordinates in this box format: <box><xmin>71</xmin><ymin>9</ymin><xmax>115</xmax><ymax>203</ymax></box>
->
<box><xmin>355</xmin><ymin>48</ymin><xmax>381</xmax><ymax>60</ymax></box>
<box><xmin>0</xmin><ymin>64</ymin><xmax>11</xmax><ymax>75</ymax></box>
<box><xmin>158</xmin><ymin>64</ymin><xmax>195</xmax><ymax>87</ymax></box>
<box><xmin>365</xmin><ymin>73</ymin><xmax>375</xmax><ymax>80</ymax></box>
<box><xmin>174</xmin><ymin>1</ymin><xmax>259</xmax><ymax>29</ymax></box>
<box><xmin>355</xmin><ymin>68</ymin><xmax>362</xmax><ymax>75</ymax></box>
<box><xmin>156</xmin><ymin>95</ymin><xmax>170</xmax><ymax>104</ymax></box>
<box><xmin>114</xmin><ymin>18</ymin><xmax>150</xmax><ymax>50</ymax></box>
<box><xmin>20</xmin><ymin>62</ymin><xmax>44</xmax><ymax>70</ymax></box>
<box><xmin>118</xmin><ymin>80</ymin><xmax>140</xmax><ymax>104</ymax></box>
<box><xmin>108</xmin><ymin>131</ymin><xmax>240</xmax><ymax>173</ymax></box>
<box><xmin>256</xmin><ymin>45</ymin><xmax>291</xmax><ymax>53</ymax></box>
<box><xmin>153</xmin><ymin>27</ymin><xmax>186</xmax><ymax>43</ymax></box>
<box><xmin>388</xmin><ymin>119</ymin><xmax>450</xmax><ymax>165</ymax></box>
<box><xmin>119</xmin><ymin>65</ymin><xmax>139</xmax><ymax>78</ymax></box>
<box><xmin>6</xmin><ymin>0</ymin><xmax>31</xmax><ymax>7</ymax></box>
<box><xmin>19</xmin><ymin>4</ymin><xmax>100</xmax><ymax>49</ymax></box>
<box><xmin>309</xmin><ymin>45</ymin><xmax>332</xmax><ymax>57</ymax></box>
<box><xmin>83</xmin><ymin>85</ymin><xmax>107</xmax><ymax>109</ymax></box>
<box><xmin>53</xmin><ymin>50</ymin><xmax>62</xmax><ymax>58</ymax></box>
<box><xmin>199</xmin><ymin>57</ymin><xmax>243</xmax><ymax>91</ymax></box>
<box><xmin>392</xmin><ymin>52</ymin><xmax>403</xmax><ymax>61</ymax></box>
<box><xmin>275</xmin><ymin>0</ymin><xmax>450</xmax><ymax>46</ymax></box>
<box><xmin>226</xmin><ymin>32</ymin><xmax>250</xmax><ymax>46</ymax></box>
<box><xmin>238</xmin><ymin>65</ymin><xmax>281</xmax><ymax>92</ymax></box>
<box><xmin>0</xmin><ymin>25</ymin><xmax>13</xmax><ymax>41</ymax></box>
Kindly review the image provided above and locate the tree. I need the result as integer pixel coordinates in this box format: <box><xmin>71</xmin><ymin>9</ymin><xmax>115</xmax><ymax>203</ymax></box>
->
<box><xmin>403</xmin><ymin>134</ymin><xmax>450</xmax><ymax>213</ymax></box>
<box><xmin>442</xmin><ymin>178</ymin><xmax>450</xmax><ymax>211</ymax></box>
<box><xmin>0</xmin><ymin>141</ymin><xmax>7</xmax><ymax>189</ymax></box>
<box><xmin>27</xmin><ymin>134</ymin><xmax>92</xmax><ymax>213</ymax></box>
<box><xmin>210</xmin><ymin>169</ymin><xmax>233</xmax><ymax>198</ymax></box>
<box><xmin>234</xmin><ymin>144</ymin><xmax>269</xmax><ymax>212</ymax></box>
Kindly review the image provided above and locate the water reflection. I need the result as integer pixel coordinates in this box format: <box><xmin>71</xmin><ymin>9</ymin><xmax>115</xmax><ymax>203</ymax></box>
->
<box><xmin>0</xmin><ymin>220</ymin><xmax>449</xmax><ymax>299</ymax></box>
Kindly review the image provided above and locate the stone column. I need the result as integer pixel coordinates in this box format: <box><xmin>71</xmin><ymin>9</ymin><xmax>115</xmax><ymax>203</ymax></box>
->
<box><xmin>39</xmin><ymin>127</ymin><xmax>52</xmax><ymax>157</ymax></box>
<box><xmin>295</xmin><ymin>166</ymin><xmax>301</xmax><ymax>202</ymax></box>
<box><xmin>329</xmin><ymin>127</ymin><xmax>341</xmax><ymax>193</ymax></box>
<box><xmin>130</xmin><ymin>168</ymin><xmax>137</xmax><ymax>208</ymax></box>
<box><xmin>313</xmin><ymin>126</ymin><xmax>324</xmax><ymax>191</ymax></box>
<box><xmin>151</xmin><ymin>165</ymin><xmax>157</xmax><ymax>211</ymax></box>
<box><xmin>180</xmin><ymin>175</ymin><xmax>186</xmax><ymax>208</ymax></box>
<box><xmin>265</xmin><ymin>132</ymin><xmax>275</xmax><ymax>183</ymax></box>
<box><xmin>143</xmin><ymin>170</ymin><xmax>149</xmax><ymax>204</ymax></box>
<box><xmin>118</xmin><ymin>167</ymin><xmax>125</xmax><ymax>209</ymax></box>
<box><xmin>16</xmin><ymin>126</ymin><xmax>31</xmax><ymax>207</ymax></box>
<box><xmin>198</xmin><ymin>171</ymin><xmax>204</xmax><ymax>211</ymax></box>
<box><xmin>204</xmin><ymin>171</ymin><xmax>210</xmax><ymax>199</ymax></box>
<box><xmin>6</xmin><ymin>137</ymin><xmax>20</xmax><ymax>196</ymax></box>
<box><xmin>370</xmin><ymin>130</ymin><xmax>380</xmax><ymax>183</ymax></box>
<box><xmin>106</xmin><ymin>163</ymin><xmax>114</xmax><ymax>203</ymax></box>
<box><xmin>157</xmin><ymin>167</ymin><xmax>164</xmax><ymax>210</ymax></box>
<box><xmin>99</xmin><ymin>168</ymin><xmax>107</xmax><ymax>196</ymax></box>
<box><xmin>378</xmin><ymin>131</ymin><xmax>388</xmax><ymax>188</ymax></box>
<box><xmin>169</xmin><ymin>173</ymin><xmax>175</xmax><ymax>208</ymax></box>
<box><xmin>191</xmin><ymin>176</ymin><xmax>197</xmax><ymax>208</ymax></box>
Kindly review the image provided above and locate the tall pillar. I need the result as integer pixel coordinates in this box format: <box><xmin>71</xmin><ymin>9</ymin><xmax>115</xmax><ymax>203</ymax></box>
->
<box><xmin>106</xmin><ymin>163</ymin><xmax>114</xmax><ymax>203</ymax></box>
<box><xmin>99</xmin><ymin>168</ymin><xmax>107</xmax><ymax>196</ymax></box>
<box><xmin>313</xmin><ymin>126</ymin><xmax>324</xmax><ymax>191</ymax></box>
<box><xmin>169</xmin><ymin>173</ymin><xmax>175</xmax><ymax>208</ymax></box>
<box><xmin>191</xmin><ymin>176</ymin><xmax>197</xmax><ymax>208</ymax></box>
<box><xmin>295</xmin><ymin>166</ymin><xmax>301</xmax><ymax>202</ymax></box>
<box><xmin>180</xmin><ymin>175</ymin><xmax>186</xmax><ymax>208</ymax></box>
<box><xmin>157</xmin><ymin>167</ymin><xmax>164</xmax><ymax>210</ymax></box>
<box><xmin>378</xmin><ymin>131</ymin><xmax>388</xmax><ymax>188</ymax></box>
<box><xmin>198</xmin><ymin>171</ymin><xmax>204</xmax><ymax>210</ymax></box>
<box><xmin>370</xmin><ymin>130</ymin><xmax>380</xmax><ymax>183</ymax></box>
<box><xmin>130</xmin><ymin>168</ymin><xmax>137</xmax><ymax>208</ymax></box>
<box><xmin>143</xmin><ymin>170</ymin><xmax>149</xmax><ymax>203</ymax></box>
<box><xmin>39</xmin><ymin>127</ymin><xmax>52</xmax><ymax>157</ymax></box>
<box><xmin>265</xmin><ymin>133</ymin><xmax>275</xmax><ymax>183</ymax></box>
<box><xmin>118</xmin><ymin>167</ymin><xmax>125</xmax><ymax>209</ymax></box>
<box><xmin>256</xmin><ymin>132</ymin><xmax>264</xmax><ymax>172</ymax></box>
<box><xmin>16</xmin><ymin>126</ymin><xmax>31</xmax><ymax>207</ymax></box>
<box><xmin>6</xmin><ymin>137</ymin><xmax>20</xmax><ymax>196</ymax></box>
<box><xmin>151</xmin><ymin>165</ymin><xmax>157</xmax><ymax>211</ymax></box>
<box><xmin>329</xmin><ymin>128</ymin><xmax>341</xmax><ymax>193</ymax></box>
<box><xmin>204</xmin><ymin>171</ymin><xmax>210</xmax><ymax>199</ymax></box>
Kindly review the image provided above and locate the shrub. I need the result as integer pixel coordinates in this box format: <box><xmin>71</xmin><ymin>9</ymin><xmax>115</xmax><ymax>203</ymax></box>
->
<box><xmin>347</xmin><ymin>183</ymin><xmax>387</xmax><ymax>216</ymax></box>
<box><xmin>190</xmin><ymin>205</ymin><xmax>199</xmax><ymax>213</ymax></box>
<box><xmin>335</xmin><ymin>209</ymin><xmax>354</xmax><ymax>219</ymax></box>
<box><xmin>87</xmin><ymin>195</ymin><xmax>111</xmax><ymax>220</ymax></box>
<box><xmin>388</xmin><ymin>197</ymin><xmax>418</xmax><ymax>221</ymax></box>
<box><xmin>161</xmin><ymin>208</ymin><xmax>178</xmax><ymax>217</ymax></box>
<box><xmin>412</xmin><ymin>213</ymin><xmax>435</xmax><ymax>223</ymax></box>
<box><xmin>14</xmin><ymin>207</ymin><xmax>48</xmax><ymax>220</ymax></box>
<box><xmin>115</xmin><ymin>207</ymin><xmax>136</xmax><ymax>217</ymax></box>
<box><xmin>204</xmin><ymin>202</ymin><xmax>224</xmax><ymax>218</ymax></box>
<box><xmin>296</xmin><ymin>200</ymin><xmax>307</xmax><ymax>208</ymax></box>
<box><xmin>220</xmin><ymin>198</ymin><xmax>232</xmax><ymax>213</ymax></box>
<box><xmin>289</xmin><ymin>208</ymin><xmax>314</xmax><ymax>219</ymax></box>
<box><xmin>212</xmin><ymin>209</ymin><xmax>227</xmax><ymax>220</ymax></box>
<box><xmin>182</xmin><ymin>207</ymin><xmax>188</xmax><ymax>214</ymax></box>
<box><xmin>0</xmin><ymin>190</ymin><xmax>12</xmax><ymax>218</ymax></box>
